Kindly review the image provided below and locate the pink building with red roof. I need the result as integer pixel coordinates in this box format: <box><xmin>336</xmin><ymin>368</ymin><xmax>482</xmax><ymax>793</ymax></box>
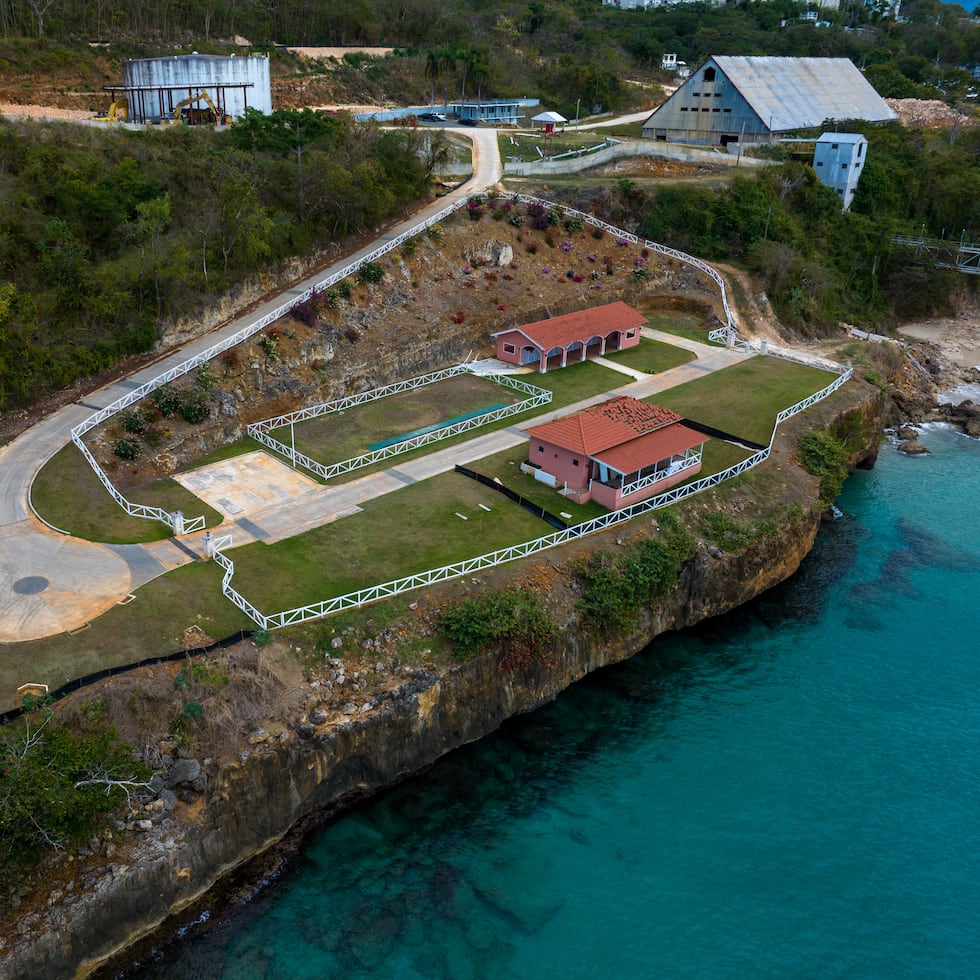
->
<box><xmin>492</xmin><ymin>301</ymin><xmax>644</xmax><ymax>373</ymax></box>
<box><xmin>525</xmin><ymin>396</ymin><xmax>708</xmax><ymax>510</ymax></box>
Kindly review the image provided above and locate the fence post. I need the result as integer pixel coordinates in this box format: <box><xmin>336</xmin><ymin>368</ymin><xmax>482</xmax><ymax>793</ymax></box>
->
<box><xmin>172</xmin><ymin>510</ymin><xmax>184</xmax><ymax>536</ymax></box>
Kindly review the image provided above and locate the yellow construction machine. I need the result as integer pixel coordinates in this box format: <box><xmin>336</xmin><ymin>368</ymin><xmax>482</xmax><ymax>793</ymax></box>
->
<box><xmin>93</xmin><ymin>100</ymin><xmax>128</xmax><ymax>122</ymax></box>
<box><xmin>171</xmin><ymin>90</ymin><xmax>231</xmax><ymax>126</ymax></box>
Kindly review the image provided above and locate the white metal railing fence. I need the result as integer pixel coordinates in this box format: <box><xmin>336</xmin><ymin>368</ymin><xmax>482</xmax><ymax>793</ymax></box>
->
<box><xmin>248</xmin><ymin>364</ymin><xmax>472</xmax><ymax>434</ymax></box>
<box><xmin>213</xmin><ymin>365</ymin><xmax>853</xmax><ymax>630</ymax></box>
<box><xmin>247</xmin><ymin>367</ymin><xmax>552</xmax><ymax>481</ymax></box>
<box><xmin>618</xmin><ymin>451</ymin><xmax>702</xmax><ymax>499</ymax></box>
<box><xmin>252</xmin><ymin>385</ymin><xmax>551</xmax><ymax>481</ymax></box>
<box><xmin>68</xmin><ymin>189</ymin><xmax>747</xmax><ymax>534</ymax></box>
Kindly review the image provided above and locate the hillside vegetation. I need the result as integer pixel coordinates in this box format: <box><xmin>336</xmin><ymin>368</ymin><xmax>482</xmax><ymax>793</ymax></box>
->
<box><xmin>0</xmin><ymin>0</ymin><xmax>977</xmax><ymax>119</ymax></box>
<box><xmin>634</xmin><ymin>121</ymin><xmax>979</xmax><ymax>332</ymax></box>
<box><xmin>0</xmin><ymin>110</ymin><xmax>440</xmax><ymax>410</ymax></box>
<box><xmin>0</xmin><ymin>1</ymin><xmax>976</xmax><ymax>411</ymax></box>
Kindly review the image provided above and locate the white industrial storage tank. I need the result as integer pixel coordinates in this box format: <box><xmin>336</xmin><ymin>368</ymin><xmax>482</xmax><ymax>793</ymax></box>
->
<box><xmin>117</xmin><ymin>53</ymin><xmax>272</xmax><ymax>124</ymax></box>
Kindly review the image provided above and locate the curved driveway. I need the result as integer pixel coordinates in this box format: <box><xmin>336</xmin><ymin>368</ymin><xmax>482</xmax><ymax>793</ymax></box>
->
<box><xmin>0</xmin><ymin>128</ymin><xmax>502</xmax><ymax>642</ymax></box>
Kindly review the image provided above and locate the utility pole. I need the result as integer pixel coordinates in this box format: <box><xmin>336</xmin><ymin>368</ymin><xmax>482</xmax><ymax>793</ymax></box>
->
<box><xmin>575</xmin><ymin>98</ymin><xmax>581</xmax><ymax>125</ymax></box>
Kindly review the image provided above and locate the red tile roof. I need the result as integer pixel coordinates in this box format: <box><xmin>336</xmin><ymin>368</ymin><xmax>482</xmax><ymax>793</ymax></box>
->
<box><xmin>493</xmin><ymin>301</ymin><xmax>645</xmax><ymax>351</ymax></box>
<box><xmin>593</xmin><ymin>423</ymin><xmax>707</xmax><ymax>475</ymax></box>
<box><xmin>526</xmin><ymin>396</ymin><xmax>683</xmax><ymax>455</ymax></box>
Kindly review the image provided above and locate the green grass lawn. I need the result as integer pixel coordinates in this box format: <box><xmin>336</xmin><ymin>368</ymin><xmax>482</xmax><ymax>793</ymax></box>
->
<box><xmin>642</xmin><ymin>312</ymin><xmax>712</xmax><ymax>343</ymax></box>
<box><xmin>498</xmin><ymin>129</ymin><xmax>614</xmax><ymax>163</ymax></box>
<box><xmin>32</xmin><ymin>444</ymin><xmax>225</xmax><ymax>544</ymax></box>
<box><xmin>651</xmin><ymin>357</ymin><xmax>833</xmax><ymax>445</ymax></box>
<box><xmin>227</xmin><ymin>472</ymin><xmax>551</xmax><ymax>612</ymax></box>
<box><xmin>282</xmin><ymin>374</ymin><xmax>523</xmax><ymax>465</ymax></box>
<box><xmin>602</xmin><ymin>337</ymin><xmax>694</xmax><ymax>375</ymax></box>
<box><xmin>465</xmin><ymin>444</ymin><xmax>608</xmax><ymax>525</ymax></box>
<box><xmin>0</xmin><ymin>561</ymin><xmax>252</xmax><ymax>710</ymax></box>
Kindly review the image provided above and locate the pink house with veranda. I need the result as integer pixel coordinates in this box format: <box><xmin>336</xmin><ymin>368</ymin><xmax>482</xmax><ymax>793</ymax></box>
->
<box><xmin>524</xmin><ymin>396</ymin><xmax>708</xmax><ymax>510</ymax></box>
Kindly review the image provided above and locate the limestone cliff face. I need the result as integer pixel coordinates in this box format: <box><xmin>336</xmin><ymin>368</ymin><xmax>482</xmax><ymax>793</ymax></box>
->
<box><xmin>5</xmin><ymin>386</ymin><xmax>884</xmax><ymax>980</ymax></box>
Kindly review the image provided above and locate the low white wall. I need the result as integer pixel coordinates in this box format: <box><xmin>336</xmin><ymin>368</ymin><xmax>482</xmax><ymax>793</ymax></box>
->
<box><xmin>504</xmin><ymin>139</ymin><xmax>772</xmax><ymax>176</ymax></box>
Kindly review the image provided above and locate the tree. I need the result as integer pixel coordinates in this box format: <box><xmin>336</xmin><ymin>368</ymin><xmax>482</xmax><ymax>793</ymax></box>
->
<box><xmin>0</xmin><ymin>703</ymin><xmax>151</xmax><ymax>889</ymax></box>
<box><xmin>27</xmin><ymin>0</ymin><xmax>54</xmax><ymax>38</ymax></box>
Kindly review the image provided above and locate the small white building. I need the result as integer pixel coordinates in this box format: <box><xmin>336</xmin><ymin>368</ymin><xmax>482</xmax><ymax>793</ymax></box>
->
<box><xmin>531</xmin><ymin>110</ymin><xmax>568</xmax><ymax>130</ymax></box>
<box><xmin>813</xmin><ymin>132</ymin><xmax>867</xmax><ymax>210</ymax></box>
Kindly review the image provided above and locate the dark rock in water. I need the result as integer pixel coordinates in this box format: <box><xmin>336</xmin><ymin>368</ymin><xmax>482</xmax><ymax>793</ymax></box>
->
<box><xmin>849</xmin><ymin>581</ymin><xmax>891</xmax><ymax>607</ymax></box>
<box><xmin>898</xmin><ymin>517</ymin><xmax>978</xmax><ymax>571</ymax></box>
<box><xmin>897</xmin><ymin>439</ymin><xmax>929</xmax><ymax>456</ymax></box>
<box><xmin>843</xmin><ymin>612</ymin><xmax>884</xmax><ymax>632</ymax></box>
<box><xmin>879</xmin><ymin>549</ymin><xmax>920</xmax><ymax>597</ymax></box>
<box><xmin>897</xmin><ymin>425</ymin><xmax>919</xmax><ymax>440</ymax></box>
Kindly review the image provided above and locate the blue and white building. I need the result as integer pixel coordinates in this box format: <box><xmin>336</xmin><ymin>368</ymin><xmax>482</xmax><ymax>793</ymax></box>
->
<box><xmin>812</xmin><ymin>133</ymin><xmax>868</xmax><ymax>210</ymax></box>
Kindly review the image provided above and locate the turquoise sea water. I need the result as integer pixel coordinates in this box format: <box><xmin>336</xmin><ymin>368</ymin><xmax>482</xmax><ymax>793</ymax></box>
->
<box><xmin>138</xmin><ymin>426</ymin><xmax>980</xmax><ymax>979</ymax></box>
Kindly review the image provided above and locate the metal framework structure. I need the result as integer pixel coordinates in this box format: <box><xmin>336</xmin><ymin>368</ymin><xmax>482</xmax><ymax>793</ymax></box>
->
<box><xmin>69</xmin><ymin>190</ymin><xmax>740</xmax><ymax>537</ymax></box>
<box><xmin>211</xmin><ymin>360</ymin><xmax>852</xmax><ymax>631</ymax></box>
<box><xmin>892</xmin><ymin>235</ymin><xmax>980</xmax><ymax>276</ymax></box>
<box><xmin>248</xmin><ymin>367</ymin><xmax>552</xmax><ymax>481</ymax></box>
<box><xmin>104</xmin><ymin>83</ymin><xmax>250</xmax><ymax>124</ymax></box>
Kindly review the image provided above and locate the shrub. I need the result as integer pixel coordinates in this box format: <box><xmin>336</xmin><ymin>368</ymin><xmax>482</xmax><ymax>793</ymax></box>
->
<box><xmin>507</xmin><ymin>213</ymin><xmax>525</xmax><ymax>227</ymax></box>
<box><xmin>195</xmin><ymin>363</ymin><xmax>215</xmax><ymax>392</ymax></box>
<box><xmin>181</xmin><ymin>391</ymin><xmax>210</xmax><ymax>424</ymax></box>
<box><xmin>0</xmin><ymin>707</ymin><xmax>151</xmax><ymax>890</ymax></box>
<box><xmin>439</xmin><ymin>588</ymin><xmax>556</xmax><ymax>663</ymax></box>
<box><xmin>798</xmin><ymin>431</ymin><xmax>849</xmax><ymax>507</ymax></box>
<box><xmin>258</xmin><ymin>330</ymin><xmax>280</xmax><ymax>361</ymax></box>
<box><xmin>152</xmin><ymin>385</ymin><xmax>183</xmax><ymax>418</ymax></box>
<box><xmin>591</xmin><ymin>227</ymin><xmax>604</xmax><ymax>240</ymax></box>
<box><xmin>563</xmin><ymin>215</ymin><xmax>584</xmax><ymax>232</ymax></box>
<box><xmin>401</xmin><ymin>238</ymin><xmax>417</xmax><ymax>257</ymax></box>
<box><xmin>111</xmin><ymin>438</ymin><xmax>141</xmax><ymax>461</ymax></box>
<box><xmin>120</xmin><ymin>407</ymin><xmax>152</xmax><ymax>436</ymax></box>
<box><xmin>142</xmin><ymin>424</ymin><xmax>168</xmax><ymax>448</ymax></box>
<box><xmin>699</xmin><ymin>511</ymin><xmax>755</xmax><ymax>551</ymax></box>
<box><xmin>291</xmin><ymin>300</ymin><xmax>317</xmax><ymax>327</ymax></box>
<box><xmin>358</xmin><ymin>262</ymin><xmax>385</xmax><ymax>284</ymax></box>
<box><xmin>220</xmin><ymin>349</ymin><xmax>242</xmax><ymax>375</ymax></box>
<box><xmin>427</xmin><ymin>223</ymin><xmax>445</xmax><ymax>244</ymax></box>
<box><xmin>575</xmin><ymin>525</ymin><xmax>692</xmax><ymax>638</ymax></box>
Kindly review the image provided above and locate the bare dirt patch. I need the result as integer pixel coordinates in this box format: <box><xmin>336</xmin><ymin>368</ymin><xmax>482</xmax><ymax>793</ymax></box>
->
<box><xmin>897</xmin><ymin>312</ymin><xmax>980</xmax><ymax>370</ymax></box>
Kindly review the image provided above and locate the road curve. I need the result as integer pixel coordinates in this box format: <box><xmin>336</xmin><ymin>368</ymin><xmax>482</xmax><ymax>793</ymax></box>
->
<box><xmin>0</xmin><ymin>128</ymin><xmax>504</xmax><ymax>642</ymax></box>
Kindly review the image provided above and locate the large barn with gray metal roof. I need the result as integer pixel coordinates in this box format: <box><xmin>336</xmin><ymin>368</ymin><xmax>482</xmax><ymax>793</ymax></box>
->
<box><xmin>641</xmin><ymin>56</ymin><xmax>895</xmax><ymax>147</ymax></box>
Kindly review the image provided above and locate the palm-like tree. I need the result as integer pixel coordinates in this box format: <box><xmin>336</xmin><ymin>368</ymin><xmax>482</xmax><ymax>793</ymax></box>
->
<box><xmin>424</xmin><ymin>49</ymin><xmax>440</xmax><ymax>109</ymax></box>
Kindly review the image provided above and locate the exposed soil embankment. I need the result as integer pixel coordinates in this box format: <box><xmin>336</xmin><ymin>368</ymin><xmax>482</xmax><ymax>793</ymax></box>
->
<box><xmin>1</xmin><ymin>380</ymin><xmax>887</xmax><ymax>979</ymax></box>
